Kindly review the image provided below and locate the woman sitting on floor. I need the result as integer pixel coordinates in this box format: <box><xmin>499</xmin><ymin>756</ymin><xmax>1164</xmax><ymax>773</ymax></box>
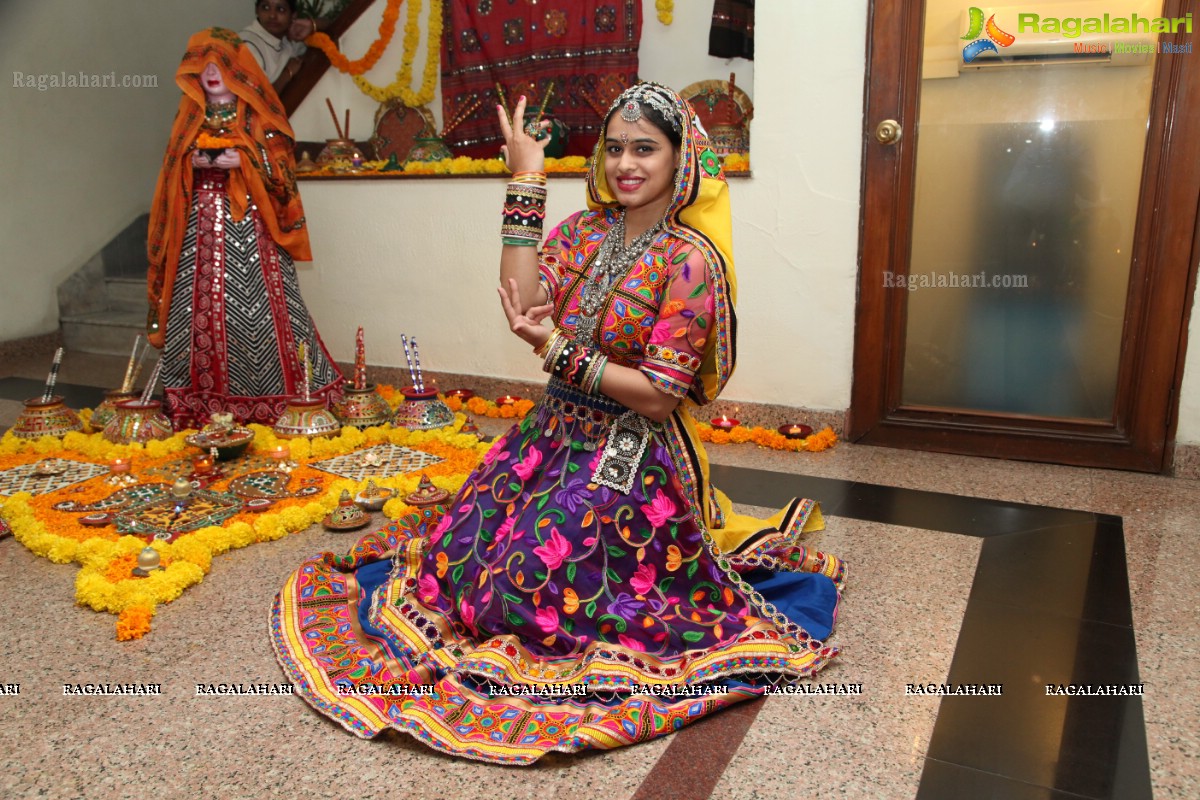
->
<box><xmin>271</xmin><ymin>82</ymin><xmax>846</xmax><ymax>764</ymax></box>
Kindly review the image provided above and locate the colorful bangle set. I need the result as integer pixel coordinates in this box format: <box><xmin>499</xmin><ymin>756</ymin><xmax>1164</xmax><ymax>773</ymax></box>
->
<box><xmin>540</xmin><ymin>329</ymin><xmax>607</xmax><ymax>396</ymax></box>
<box><xmin>501</xmin><ymin>170</ymin><xmax>547</xmax><ymax>247</ymax></box>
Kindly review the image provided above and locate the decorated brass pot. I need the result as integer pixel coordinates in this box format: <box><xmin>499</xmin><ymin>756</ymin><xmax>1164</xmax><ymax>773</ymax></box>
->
<box><xmin>11</xmin><ymin>396</ymin><xmax>84</xmax><ymax>440</ymax></box>
<box><xmin>273</xmin><ymin>397</ymin><xmax>341</xmax><ymax>439</ymax></box>
<box><xmin>332</xmin><ymin>383</ymin><xmax>393</xmax><ymax>430</ymax></box>
<box><xmin>102</xmin><ymin>400</ymin><xmax>174</xmax><ymax>444</ymax></box>
<box><xmin>392</xmin><ymin>387</ymin><xmax>455</xmax><ymax>431</ymax></box>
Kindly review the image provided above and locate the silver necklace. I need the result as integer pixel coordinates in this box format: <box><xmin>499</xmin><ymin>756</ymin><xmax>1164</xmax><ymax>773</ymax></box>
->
<box><xmin>575</xmin><ymin>213</ymin><xmax>662</xmax><ymax>344</ymax></box>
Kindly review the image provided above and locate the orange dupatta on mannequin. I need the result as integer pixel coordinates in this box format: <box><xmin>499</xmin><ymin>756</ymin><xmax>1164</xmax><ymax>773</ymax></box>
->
<box><xmin>146</xmin><ymin>27</ymin><xmax>309</xmax><ymax>348</ymax></box>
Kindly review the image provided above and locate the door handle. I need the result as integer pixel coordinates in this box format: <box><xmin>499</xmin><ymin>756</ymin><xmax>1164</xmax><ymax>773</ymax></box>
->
<box><xmin>875</xmin><ymin>119</ymin><xmax>903</xmax><ymax>145</ymax></box>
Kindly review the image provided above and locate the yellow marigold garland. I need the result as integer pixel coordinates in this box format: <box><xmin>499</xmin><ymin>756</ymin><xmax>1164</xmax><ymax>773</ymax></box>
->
<box><xmin>0</xmin><ymin>421</ymin><xmax>487</xmax><ymax>641</ymax></box>
<box><xmin>305</xmin><ymin>0</ymin><xmax>403</xmax><ymax>75</ymax></box>
<box><xmin>351</xmin><ymin>0</ymin><xmax>443</xmax><ymax>107</ymax></box>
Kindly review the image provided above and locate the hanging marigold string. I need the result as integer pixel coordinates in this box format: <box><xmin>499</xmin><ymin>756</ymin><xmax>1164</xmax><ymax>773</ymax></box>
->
<box><xmin>656</xmin><ymin>0</ymin><xmax>674</xmax><ymax>25</ymax></box>
<box><xmin>305</xmin><ymin>0</ymin><xmax>403</xmax><ymax>76</ymax></box>
<box><xmin>352</xmin><ymin>0</ymin><xmax>443</xmax><ymax>107</ymax></box>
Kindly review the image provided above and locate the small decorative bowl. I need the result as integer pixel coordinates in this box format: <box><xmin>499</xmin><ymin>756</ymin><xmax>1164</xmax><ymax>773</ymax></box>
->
<box><xmin>185</xmin><ymin>427</ymin><xmax>255</xmax><ymax>460</ymax></box>
<box><xmin>354</xmin><ymin>485</ymin><xmax>395</xmax><ymax>512</ymax></box>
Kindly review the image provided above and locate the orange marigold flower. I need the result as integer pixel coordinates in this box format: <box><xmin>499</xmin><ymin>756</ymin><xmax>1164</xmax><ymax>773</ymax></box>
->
<box><xmin>116</xmin><ymin>605</ymin><xmax>153</xmax><ymax>641</ymax></box>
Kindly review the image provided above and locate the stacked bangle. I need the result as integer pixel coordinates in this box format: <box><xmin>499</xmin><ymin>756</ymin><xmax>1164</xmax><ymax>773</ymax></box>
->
<box><xmin>501</xmin><ymin>171</ymin><xmax>547</xmax><ymax>247</ymax></box>
<box><xmin>542</xmin><ymin>329</ymin><xmax>608</xmax><ymax>395</ymax></box>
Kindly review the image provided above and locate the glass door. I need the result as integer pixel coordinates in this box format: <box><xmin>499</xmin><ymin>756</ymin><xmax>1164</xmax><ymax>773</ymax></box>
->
<box><xmin>849</xmin><ymin>0</ymin><xmax>1200</xmax><ymax>471</ymax></box>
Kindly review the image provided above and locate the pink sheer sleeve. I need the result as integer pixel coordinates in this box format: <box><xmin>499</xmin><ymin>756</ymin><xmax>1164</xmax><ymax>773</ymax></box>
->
<box><xmin>640</xmin><ymin>244</ymin><xmax>713</xmax><ymax>398</ymax></box>
<box><xmin>537</xmin><ymin>211</ymin><xmax>583</xmax><ymax>305</ymax></box>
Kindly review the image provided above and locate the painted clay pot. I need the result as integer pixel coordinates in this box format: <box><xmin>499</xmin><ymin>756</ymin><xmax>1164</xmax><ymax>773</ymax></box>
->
<box><xmin>90</xmin><ymin>389</ymin><xmax>139</xmax><ymax>432</ymax></box>
<box><xmin>392</xmin><ymin>387</ymin><xmax>455</xmax><ymax>431</ymax></box>
<box><xmin>331</xmin><ymin>383</ymin><xmax>393</xmax><ymax>430</ymax></box>
<box><xmin>102</xmin><ymin>400</ymin><xmax>174</xmax><ymax>444</ymax></box>
<box><xmin>272</xmin><ymin>397</ymin><xmax>341</xmax><ymax>439</ymax></box>
<box><xmin>11</xmin><ymin>396</ymin><xmax>84</xmax><ymax>439</ymax></box>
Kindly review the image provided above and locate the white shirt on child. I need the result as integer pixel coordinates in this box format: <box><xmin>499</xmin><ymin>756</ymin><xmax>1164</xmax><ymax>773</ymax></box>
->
<box><xmin>239</xmin><ymin>19</ymin><xmax>306</xmax><ymax>82</ymax></box>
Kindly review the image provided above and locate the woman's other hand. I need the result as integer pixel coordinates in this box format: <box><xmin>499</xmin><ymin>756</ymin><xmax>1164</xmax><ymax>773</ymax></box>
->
<box><xmin>191</xmin><ymin>150</ymin><xmax>213</xmax><ymax>168</ymax></box>
<box><xmin>497</xmin><ymin>95</ymin><xmax>550</xmax><ymax>174</ymax></box>
<box><xmin>498</xmin><ymin>278</ymin><xmax>552</xmax><ymax>349</ymax></box>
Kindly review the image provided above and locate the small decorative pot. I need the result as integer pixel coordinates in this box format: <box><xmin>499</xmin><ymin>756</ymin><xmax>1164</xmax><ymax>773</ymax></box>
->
<box><xmin>102</xmin><ymin>400</ymin><xmax>174</xmax><ymax>445</ymax></box>
<box><xmin>10</xmin><ymin>396</ymin><xmax>84</xmax><ymax>440</ymax></box>
<box><xmin>316</xmin><ymin>138</ymin><xmax>364</xmax><ymax>170</ymax></box>
<box><xmin>406</xmin><ymin>136</ymin><xmax>454</xmax><ymax>163</ymax></box>
<box><xmin>332</xmin><ymin>383</ymin><xmax>393</xmax><ymax>430</ymax></box>
<box><xmin>392</xmin><ymin>387</ymin><xmax>455</xmax><ymax>431</ymax></box>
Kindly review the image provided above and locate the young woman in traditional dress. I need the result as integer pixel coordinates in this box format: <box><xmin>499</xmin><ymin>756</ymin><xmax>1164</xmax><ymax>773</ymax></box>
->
<box><xmin>147</xmin><ymin>28</ymin><xmax>341</xmax><ymax>430</ymax></box>
<box><xmin>271</xmin><ymin>83</ymin><xmax>845</xmax><ymax>763</ymax></box>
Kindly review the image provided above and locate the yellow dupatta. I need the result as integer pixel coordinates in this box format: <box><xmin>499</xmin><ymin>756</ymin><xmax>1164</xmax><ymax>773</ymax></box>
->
<box><xmin>585</xmin><ymin>83</ymin><xmax>825</xmax><ymax>557</ymax></box>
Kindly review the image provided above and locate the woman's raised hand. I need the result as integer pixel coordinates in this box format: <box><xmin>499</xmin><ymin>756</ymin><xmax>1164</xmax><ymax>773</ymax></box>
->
<box><xmin>497</xmin><ymin>95</ymin><xmax>551</xmax><ymax>174</ymax></box>
<box><xmin>498</xmin><ymin>278</ymin><xmax>553</xmax><ymax>350</ymax></box>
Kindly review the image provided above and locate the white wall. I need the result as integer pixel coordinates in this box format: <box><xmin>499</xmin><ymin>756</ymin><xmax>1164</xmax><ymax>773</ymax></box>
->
<box><xmin>0</xmin><ymin>0</ymin><xmax>249</xmax><ymax>341</ymax></box>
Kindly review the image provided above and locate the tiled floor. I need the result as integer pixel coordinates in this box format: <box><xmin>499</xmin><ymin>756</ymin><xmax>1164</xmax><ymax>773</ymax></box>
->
<box><xmin>0</xmin><ymin>348</ymin><xmax>1195</xmax><ymax>799</ymax></box>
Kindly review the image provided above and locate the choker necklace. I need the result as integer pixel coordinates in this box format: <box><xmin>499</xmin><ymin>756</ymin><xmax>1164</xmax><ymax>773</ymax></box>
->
<box><xmin>204</xmin><ymin>100</ymin><xmax>237</xmax><ymax>129</ymax></box>
<box><xmin>575</xmin><ymin>212</ymin><xmax>663</xmax><ymax>344</ymax></box>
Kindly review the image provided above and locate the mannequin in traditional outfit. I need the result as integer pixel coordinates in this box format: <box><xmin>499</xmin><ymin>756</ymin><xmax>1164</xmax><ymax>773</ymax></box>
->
<box><xmin>270</xmin><ymin>83</ymin><xmax>844</xmax><ymax>763</ymax></box>
<box><xmin>147</xmin><ymin>28</ymin><xmax>341</xmax><ymax>430</ymax></box>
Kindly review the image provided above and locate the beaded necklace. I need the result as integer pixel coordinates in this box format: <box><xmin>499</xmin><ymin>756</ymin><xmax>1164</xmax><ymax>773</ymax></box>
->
<box><xmin>575</xmin><ymin>212</ymin><xmax>662</xmax><ymax>344</ymax></box>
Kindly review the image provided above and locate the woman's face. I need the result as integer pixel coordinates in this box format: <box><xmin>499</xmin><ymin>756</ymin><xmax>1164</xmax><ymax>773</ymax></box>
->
<box><xmin>256</xmin><ymin>0</ymin><xmax>296</xmax><ymax>38</ymax></box>
<box><xmin>200</xmin><ymin>62</ymin><xmax>233</xmax><ymax>101</ymax></box>
<box><xmin>602</xmin><ymin>114</ymin><xmax>679</xmax><ymax>218</ymax></box>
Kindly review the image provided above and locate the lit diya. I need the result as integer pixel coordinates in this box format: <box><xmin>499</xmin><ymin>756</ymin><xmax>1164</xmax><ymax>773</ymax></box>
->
<box><xmin>779</xmin><ymin>423</ymin><xmax>813</xmax><ymax>440</ymax></box>
<box><xmin>405</xmin><ymin>474</ymin><xmax>450</xmax><ymax>508</ymax></box>
<box><xmin>711</xmin><ymin>414</ymin><xmax>740</xmax><ymax>430</ymax></box>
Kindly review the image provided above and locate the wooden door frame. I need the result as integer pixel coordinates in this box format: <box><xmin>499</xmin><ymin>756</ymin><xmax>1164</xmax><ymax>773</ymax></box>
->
<box><xmin>848</xmin><ymin>0</ymin><xmax>1200</xmax><ymax>472</ymax></box>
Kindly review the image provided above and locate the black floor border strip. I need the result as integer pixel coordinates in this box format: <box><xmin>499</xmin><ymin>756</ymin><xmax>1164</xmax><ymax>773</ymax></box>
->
<box><xmin>710</xmin><ymin>462</ymin><xmax>1150</xmax><ymax>800</ymax></box>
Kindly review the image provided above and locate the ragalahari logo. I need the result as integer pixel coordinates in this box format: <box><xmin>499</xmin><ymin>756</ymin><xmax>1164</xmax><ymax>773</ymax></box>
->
<box><xmin>962</xmin><ymin>7</ymin><xmax>1016</xmax><ymax>62</ymax></box>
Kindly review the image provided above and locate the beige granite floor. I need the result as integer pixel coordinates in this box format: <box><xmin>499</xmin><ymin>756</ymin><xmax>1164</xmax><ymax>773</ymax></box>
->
<box><xmin>1</xmin><ymin>348</ymin><xmax>1197</xmax><ymax>798</ymax></box>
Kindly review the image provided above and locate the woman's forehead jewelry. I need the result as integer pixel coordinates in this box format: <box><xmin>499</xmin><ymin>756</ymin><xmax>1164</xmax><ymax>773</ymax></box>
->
<box><xmin>620</xmin><ymin>132</ymin><xmax>628</xmax><ymax>144</ymax></box>
<box><xmin>612</xmin><ymin>82</ymin><xmax>682</xmax><ymax>134</ymax></box>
